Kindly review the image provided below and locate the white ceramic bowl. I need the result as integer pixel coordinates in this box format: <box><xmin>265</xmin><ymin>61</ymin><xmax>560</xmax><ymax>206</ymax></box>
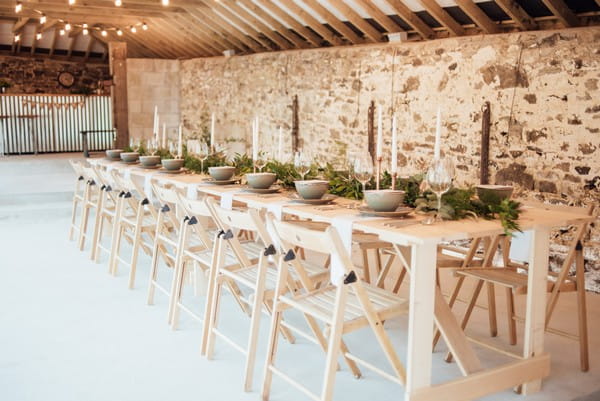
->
<box><xmin>364</xmin><ymin>190</ymin><xmax>405</xmax><ymax>212</ymax></box>
<box><xmin>294</xmin><ymin>180</ymin><xmax>329</xmax><ymax>199</ymax></box>
<box><xmin>209</xmin><ymin>166</ymin><xmax>236</xmax><ymax>181</ymax></box>
<box><xmin>246</xmin><ymin>172</ymin><xmax>277</xmax><ymax>189</ymax></box>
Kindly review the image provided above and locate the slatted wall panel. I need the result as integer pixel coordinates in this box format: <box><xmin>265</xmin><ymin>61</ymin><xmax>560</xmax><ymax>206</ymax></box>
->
<box><xmin>0</xmin><ymin>94</ymin><xmax>114</xmax><ymax>154</ymax></box>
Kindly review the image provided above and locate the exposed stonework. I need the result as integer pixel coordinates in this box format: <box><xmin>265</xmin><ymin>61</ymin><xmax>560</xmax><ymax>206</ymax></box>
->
<box><xmin>177</xmin><ymin>26</ymin><xmax>600</xmax><ymax>291</ymax></box>
<box><xmin>126</xmin><ymin>59</ymin><xmax>180</xmax><ymax>141</ymax></box>
<box><xmin>0</xmin><ymin>55</ymin><xmax>108</xmax><ymax>94</ymax></box>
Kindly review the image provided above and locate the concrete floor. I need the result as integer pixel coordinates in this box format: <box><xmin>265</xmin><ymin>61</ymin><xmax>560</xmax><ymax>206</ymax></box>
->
<box><xmin>1</xmin><ymin>154</ymin><xmax>599</xmax><ymax>401</ymax></box>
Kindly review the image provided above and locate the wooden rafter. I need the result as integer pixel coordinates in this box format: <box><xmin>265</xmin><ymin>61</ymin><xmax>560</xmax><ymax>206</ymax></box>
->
<box><xmin>140</xmin><ymin>19</ymin><xmax>193</xmax><ymax>58</ymax></box>
<box><xmin>252</xmin><ymin>0</ymin><xmax>323</xmax><ymax>47</ymax></box>
<box><xmin>49</xmin><ymin>25</ymin><xmax>59</xmax><ymax>56</ymax></box>
<box><xmin>418</xmin><ymin>0</ymin><xmax>465</xmax><ymax>36</ymax></box>
<box><xmin>353</xmin><ymin>0</ymin><xmax>405</xmax><ymax>34</ymax></box>
<box><xmin>493</xmin><ymin>0</ymin><xmax>537</xmax><ymax>30</ymax></box>
<box><xmin>237</xmin><ymin>0</ymin><xmax>309</xmax><ymax>49</ymax></box>
<box><xmin>168</xmin><ymin>14</ymin><xmax>229</xmax><ymax>55</ymax></box>
<box><xmin>301</xmin><ymin>0</ymin><xmax>365</xmax><ymax>44</ymax></box>
<box><xmin>326</xmin><ymin>0</ymin><xmax>384</xmax><ymax>42</ymax></box>
<box><xmin>276</xmin><ymin>0</ymin><xmax>344</xmax><ymax>46</ymax></box>
<box><xmin>13</xmin><ymin>17</ymin><xmax>29</xmax><ymax>32</ymax></box>
<box><xmin>184</xmin><ymin>6</ymin><xmax>265</xmax><ymax>52</ymax></box>
<box><xmin>19</xmin><ymin>0</ymin><xmax>177</xmax><ymax>18</ymax></box>
<box><xmin>455</xmin><ymin>0</ymin><xmax>500</xmax><ymax>34</ymax></box>
<box><xmin>540</xmin><ymin>0</ymin><xmax>579</xmax><ymax>27</ymax></box>
<box><xmin>40</xmin><ymin>18</ymin><xmax>59</xmax><ymax>32</ymax></box>
<box><xmin>382</xmin><ymin>0</ymin><xmax>435</xmax><ymax>39</ymax></box>
<box><xmin>149</xmin><ymin>16</ymin><xmax>214</xmax><ymax>56</ymax></box>
<box><xmin>67</xmin><ymin>33</ymin><xmax>78</xmax><ymax>58</ymax></box>
<box><xmin>31</xmin><ymin>25</ymin><xmax>41</xmax><ymax>54</ymax></box>
<box><xmin>84</xmin><ymin>36</ymin><xmax>95</xmax><ymax>61</ymax></box>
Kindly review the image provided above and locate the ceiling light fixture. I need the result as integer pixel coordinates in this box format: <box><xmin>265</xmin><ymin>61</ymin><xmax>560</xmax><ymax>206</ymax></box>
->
<box><xmin>14</xmin><ymin>34</ymin><xmax>20</xmax><ymax>42</ymax></box>
<box><xmin>101</xmin><ymin>29</ymin><xmax>107</xmax><ymax>37</ymax></box>
<box><xmin>36</xmin><ymin>32</ymin><xmax>42</xmax><ymax>40</ymax></box>
<box><xmin>59</xmin><ymin>28</ymin><xmax>65</xmax><ymax>35</ymax></box>
<box><xmin>142</xmin><ymin>22</ymin><xmax>148</xmax><ymax>30</ymax></box>
<box><xmin>115</xmin><ymin>0</ymin><xmax>122</xmax><ymax>6</ymax></box>
<box><xmin>40</xmin><ymin>14</ymin><xmax>47</xmax><ymax>24</ymax></box>
<box><xmin>161</xmin><ymin>0</ymin><xmax>169</xmax><ymax>6</ymax></box>
<box><xmin>130</xmin><ymin>25</ymin><xmax>137</xmax><ymax>33</ymax></box>
<box><xmin>65</xmin><ymin>22</ymin><xmax>71</xmax><ymax>31</ymax></box>
<box><xmin>82</xmin><ymin>23</ymin><xmax>89</xmax><ymax>35</ymax></box>
<box><xmin>15</xmin><ymin>1</ymin><xmax>22</xmax><ymax>13</ymax></box>
<box><xmin>116</xmin><ymin>28</ymin><xmax>123</xmax><ymax>36</ymax></box>
<box><xmin>68</xmin><ymin>0</ymin><xmax>76</xmax><ymax>5</ymax></box>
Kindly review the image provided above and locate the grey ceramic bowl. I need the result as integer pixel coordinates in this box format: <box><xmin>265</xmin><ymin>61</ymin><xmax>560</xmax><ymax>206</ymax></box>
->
<box><xmin>476</xmin><ymin>185</ymin><xmax>513</xmax><ymax>204</ymax></box>
<box><xmin>106</xmin><ymin>149</ymin><xmax>123</xmax><ymax>159</ymax></box>
<box><xmin>294</xmin><ymin>180</ymin><xmax>329</xmax><ymax>200</ymax></box>
<box><xmin>120</xmin><ymin>152</ymin><xmax>139</xmax><ymax>162</ymax></box>
<box><xmin>246</xmin><ymin>172</ymin><xmax>277</xmax><ymax>189</ymax></box>
<box><xmin>139</xmin><ymin>155</ymin><xmax>161</xmax><ymax>167</ymax></box>
<box><xmin>209</xmin><ymin>166</ymin><xmax>236</xmax><ymax>181</ymax></box>
<box><xmin>162</xmin><ymin>158</ymin><xmax>185</xmax><ymax>171</ymax></box>
<box><xmin>364</xmin><ymin>190</ymin><xmax>405</xmax><ymax>212</ymax></box>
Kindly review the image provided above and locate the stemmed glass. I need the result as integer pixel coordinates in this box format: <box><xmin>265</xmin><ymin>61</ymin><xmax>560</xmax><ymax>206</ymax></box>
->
<box><xmin>424</xmin><ymin>158</ymin><xmax>453</xmax><ymax>224</ymax></box>
<box><xmin>168</xmin><ymin>141</ymin><xmax>178</xmax><ymax>159</ymax></box>
<box><xmin>198</xmin><ymin>141</ymin><xmax>209</xmax><ymax>174</ymax></box>
<box><xmin>354</xmin><ymin>154</ymin><xmax>373</xmax><ymax>206</ymax></box>
<box><xmin>294</xmin><ymin>151</ymin><xmax>311</xmax><ymax>180</ymax></box>
<box><xmin>129</xmin><ymin>137</ymin><xmax>140</xmax><ymax>152</ymax></box>
<box><xmin>147</xmin><ymin>138</ymin><xmax>157</xmax><ymax>156</ymax></box>
<box><xmin>255</xmin><ymin>151</ymin><xmax>269</xmax><ymax>172</ymax></box>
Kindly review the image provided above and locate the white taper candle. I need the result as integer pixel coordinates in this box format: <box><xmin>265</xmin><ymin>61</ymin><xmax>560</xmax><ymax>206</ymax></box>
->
<box><xmin>391</xmin><ymin>114</ymin><xmax>397</xmax><ymax>174</ymax></box>
<box><xmin>376</xmin><ymin>107</ymin><xmax>383</xmax><ymax>158</ymax></box>
<box><xmin>434</xmin><ymin>106</ymin><xmax>442</xmax><ymax>159</ymax></box>
<box><xmin>210</xmin><ymin>113</ymin><xmax>215</xmax><ymax>148</ymax></box>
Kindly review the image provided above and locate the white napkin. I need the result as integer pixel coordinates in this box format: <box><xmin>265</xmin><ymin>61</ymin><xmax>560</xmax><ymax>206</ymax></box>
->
<box><xmin>220</xmin><ymin>189</ymin><xmax>244</xmax><ymax>210</ymax></box>
<box><xmin>509</xmin><ymin>230</ymin><xmax>532</xmax><ymax>263</ymax></box>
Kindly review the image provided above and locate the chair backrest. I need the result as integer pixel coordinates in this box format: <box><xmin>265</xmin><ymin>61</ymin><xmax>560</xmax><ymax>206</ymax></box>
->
<box><xmin>268</xmin><ymin>216</ymin><xmax>335</xmax><ymax>256</ymax></box>
<box><xmin>69</xmin><ymin>160</ymin><xmax>84</xmax><ymax>177</ymax></box>
<box><xmin>176</xmin><ymin>192</ymin><xmax>217</xmax><ymax>250</ymax></box>
<box><xmin>151</xmin><ymin>182</ymin><xmax>183</xmax><ymax>230</ymax></box>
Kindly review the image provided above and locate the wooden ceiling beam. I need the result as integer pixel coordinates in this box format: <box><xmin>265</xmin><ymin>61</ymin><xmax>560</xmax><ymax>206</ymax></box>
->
<box><xmin>152</xmin><ymin>16</ymin><xmax>217</xmax><ymax>56</ymax></box>
<box><xmin>382</xmin><ymin>0</ymin><xmax>435</xmax><ymax>39</ymax></box>
<box><xmin>169</xmin><ymin>14</ymin><xmax>231</xmax><ymax>55</ymax></box>
<box><xmin>31</xmin><ymin>25</ymin><xmax>42</xmax><ymax>54</ymax></box>
<box><xmin>0</xmin><ymin>8</ymin><xmax>145</xmax><ymax>25</ymax></box>
<box><xmin>185</xmin><ymin>6</ymin><xmax>265</xmax><ymax>53</ymax></box>
<box><xmin>40</xmin><ymin>18</ymin><xmax>59</xmax><ymax>32</ymax></box>
<box><xmin>84</xmin><ymin>36</ymin><xmax>95</xmax><ymax>61</ymax></box>
<box><xmin>20</xmin><ymin>0</ymin><xmax>182</xmax><ymax>16</ymax></box>
<box><xmin>217</xmin><ymin>1</ymin><xmax>292</xmax><ymax>50</ymax></box>
<box><xmin>417</xmin><ymin>0</ymin><xmax>465</xmax><ymax>36</ymax></box>
<box><xmin>151</xmin><ymin>18</ymin><xmax>208</xmax><ymax>57</ymax></box>
<box><xmin>67</xmin><ymin>34</ymin><xmax>78</xmax><ymax>59</ymax></box>
<box><xmin>142</xmin><ymin>18</ymin><xmax>196</xmax><ymax>58</ymax></box>
<box><xmin>455</xmin><ymin>0</ymin><xmax>501</xmax><ymax>33</ymax></box>
<box><xmin>540</xmin><ymin>0</ymin><xmax>579</xmax><ymax>27</ymax></box>
<box><xmin>118</xmin><ymin>30</ymin><xmax>158</xmax><ymax>58</ymax></box>
<box><xmin>252</xmin><ymin>0</ymin><xmax>323</xmax><ymax>47</ymax></box>
<box><xmin>48</xmin><ymin>25</ymin><xmax>59</xmax><ymax>56</ymax></box>
<box><xmin>301</xmin><ymin>0</ymin><xmax>365</xmax><ymax>44</ymax></box>
<box><xmin>13</xmin><ymin>17</ymin><xmax>29</xmax><ymax>32</ymax></box>
<box><xmin>276</xmin><ymin>0</ymin><xmax>343</xmax><ymax>46</ymax></box>
<box><xmin>237</xmin><ymin>0</ymin><xmax>309</xmax><ymax>49</ymax></box>
<box><xmin>493</xmin><ymin>0</ymin><xmax>538</xmax><ymax>30</ymax></box>
<box><xmin>353</xmin><ymin>0</ymin><xmax>406</xmax><ymax>34</ymax></box>
<box><xmin>325</xmin><ymin>0</ymin><xmax>384</xmax><ymax>42</ymax></box>
<box><xmin>209</xmin><ymin>1</ymin><xmax>281</xmax><ymax>50</ymax></box>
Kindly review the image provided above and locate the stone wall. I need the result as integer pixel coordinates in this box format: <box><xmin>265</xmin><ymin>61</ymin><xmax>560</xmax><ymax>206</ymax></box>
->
<box><xmin>126</xmin><ymin>59</ymin><xmax>180</xmax><ymax>142</ymax></box>
<box><xmin>179</xmin><ymin>26</ymin><xmax>600</xmax><ymax>290</ymax></box>
<box><xmin>0</xmin><ymin>55</ymin><xmax>108</xmax><ymax>94</ymax></box>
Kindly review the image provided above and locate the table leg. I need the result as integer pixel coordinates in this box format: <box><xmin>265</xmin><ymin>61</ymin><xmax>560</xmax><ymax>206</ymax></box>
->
<box><xmin>522</xmin><ymin>226</ymin><xmax>550</xmax><ymax>394</ymax></box>
<box><xmin>405</xmin><ymin>240</ymin><xmax>438</xmax><ymax>399</ymax></box>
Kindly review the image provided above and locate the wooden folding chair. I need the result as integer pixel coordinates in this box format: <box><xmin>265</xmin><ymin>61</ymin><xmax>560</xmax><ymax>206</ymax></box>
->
<box><xmin>68</xmin><ymin>160</ymin><xmax>87</xmax><ymax>242</ymax></box>
<box><xmin>76</xmin><ymin>165</ymin><xmax>102</xmax><ymax>251</ymax></box>
<box><xmin>88</xmin><ymin>166</ymin><xmax>121</xmax><ymax>264</ymax></box>
<box><xmin>262</xmin><ymin>218</ymin><xmax>409</xmax><ymax>401</ymax></box>
<box><xmin>203</xmin><ymin>198</ymin><xmax>330</xmax><ymax>392</ymax></box>
<box><xmin>454</xmin><ymin>203</ymin><xmax>595</xmax><ymax>371</ymax></box>
<box><xmin>108</xmin><ymin>170</ymin><xmax>158</xmax><ymax>289</ymax></box>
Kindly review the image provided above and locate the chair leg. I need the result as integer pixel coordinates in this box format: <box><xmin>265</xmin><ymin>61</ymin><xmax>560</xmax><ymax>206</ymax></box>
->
<box><xmin>506</xmin><ymin>287</ymin><xmax>517</xmax><ymax>345</ymax></box>
<box><xmin>392</xmin><ymin>267</ymin><xmax>407</xmax><ymax>294</ymax></box>
<box><xmin>487</xmin><ymin>282</ymin><xmax>498</xmax><ymax>337</ymax></box>
<box><xmin>78</xmin><ymin>194</ymin><xmax>91</xmax><ymax>251</ymax></box>
<box><xmin>361</xmin><ymin>249</ymin><xmax>370</xmax><ymax>284</ymax></box>
<box><xmin>206</xmin><ymin>278</ymin><xmax>224</xmax><ymax>360</ymax></box>
<box><xmin>201</xmin><ymin>238</ymin><xmax>224</xmax><ymax>356</ymax></box>
<box><xmin>320</xmin><ymin>286</ymin><xmax>347</xmax><ymax>401</ymax></box>
<box><xmin>146</xmin><ymin>236</ymin><xmax>162</xmax><ymax>305</ymax></box>
<box><xmin>376</xmin><ymin>253</ymin><xmax>395</xmax><ymax>289</ymax></box>
<box><xmin>576</xmin><ymin>249</ymin><xmax>589</xmax><ymax>372</ymax></box>
<box><xmin>171</xmin><ymin>261</ymin><xmax>187</xmax><ymax>331</ymax></box>
<box><xmin>69</xmin><ymin>195</ymin><xmax>79</xmax><ymax>241</ymax></box>
<box><xmin>261</xmin><ymin>306</ymin><xmax>283</xmax><ymax>401</ymax></box>
<box><xmin>445</xmin><ymin>279</ymin><xmax>484</xmax><ymax>362</ymax></box>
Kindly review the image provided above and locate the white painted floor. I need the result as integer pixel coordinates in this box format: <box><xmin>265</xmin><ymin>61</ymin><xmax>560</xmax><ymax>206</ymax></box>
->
<box><xmin>1</xmin><ymin>154</ymin><xmax>599</xmax><ymax>401</ymax></box>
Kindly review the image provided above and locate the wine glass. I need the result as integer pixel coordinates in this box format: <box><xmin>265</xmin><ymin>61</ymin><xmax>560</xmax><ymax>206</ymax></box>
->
<box><xmin>255</xmin><ymin>150</ymin><xmax>269</xmax><ymax>172</ymax></box>
<box><xmin>346</xmin><ymin>151</ymin><xmax>356</xmax><ymax>181</ymax></box>
<box><xmin>168</xmin><ymin>141</ymin><xmax>178</xmax><ymax>158</ymax></box>
<box><xmin>354</xmin><ymin>154</ymin><xmax>373</xmax><ymax>206</ymax></box>
<box><xmin>198</xmin><ymin>141</ymin><xmax>209</xmax><ymax>173</ymax></box>
<box><xmin>129</xmin><ymin>137</ymin><xmax>140</xmax><ymax>152</ymax></box>
<box><xmin>425</xmin><ymin>158</ymin><xmax>453</xmax><ymax>223</ymax></box>
<box><xmin>147</xmin><ymin>138</ymin><xmax>157</xmax><ymax>156</ymax></box>
<box><xmin>294</xmin><ymin>151</ymin><xmax>311</xmax><ymax>180</ymax></box>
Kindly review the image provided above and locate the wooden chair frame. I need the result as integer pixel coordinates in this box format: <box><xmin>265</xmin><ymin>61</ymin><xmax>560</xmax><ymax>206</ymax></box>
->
<box><xmin>68</xmin><ymin>160</ymin><xmax>87</xmax><ymax>242</ymax></box>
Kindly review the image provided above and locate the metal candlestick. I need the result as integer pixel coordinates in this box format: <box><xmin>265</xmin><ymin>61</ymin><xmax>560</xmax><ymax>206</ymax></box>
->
<box><xmin>376</xmin><ymin>156</ymin><xmax>382</xmax><ymax>190</ymax></box>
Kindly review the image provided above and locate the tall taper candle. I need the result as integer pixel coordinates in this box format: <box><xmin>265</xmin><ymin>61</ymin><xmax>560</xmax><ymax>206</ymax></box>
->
<box><xmin>210</xmin><ymin>113</ymin><xmax>215</xmax><ymax>149</ymax></box>
<box><xmin>434</xmin><ymin>106</ymin><xmax>441</xmax><ymax>159</ymax></box>
<box><xmin>376</xmin><ymin>107</ymin><xmax>383</xmax><ymax>158</ymax></box>
<box><xmin>391</xmin><ymin>114</ymin><xmax>397</xmax><ymax>174</ymax></box>
<box><xmin>162</xmin><ymin>123</ymin><xmax>166</xmax><ymax>149</ymax></box>
<box><xmin>252</xmin><ymin>117</ymin><xmax>258</xmax><ymax>161</ymax></box>
<box><xmin>177</xmin><ymin>124</ymin><xmax>183</xmax><ymax>158</ymax></box>
<box><xmin>278</xmin><ymin>126</ymin><xmax>283</xmax><ymax>162</ymax></box>
<box><xmin>153</xmin><ymin>105</ymin><xmax>157</xmax><ymax>137</ymax></box>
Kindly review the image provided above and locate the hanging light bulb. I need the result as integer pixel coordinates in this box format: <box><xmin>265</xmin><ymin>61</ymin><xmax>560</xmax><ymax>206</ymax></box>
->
<box><xmin>15</xmin><ymin>1</ymin><xmax>22</xmax><ymax>13</ymax></box>
<box><xmin>101</xmin><ymin>29</ymin><xmax>107</xmax><ymax>37</ymax></box>
<box><xmin>65</xmin><ymin>22</ymin><xmax>71</xmax><ymax>31</ymax></box>
<box><xmin>115</xmin><ymin>0</ymin><xmax>122</xmax><ymax>6</ymax></box>
<box><xmin>116</xmin><ymin>28</ymin><xmax>123</xmax><ymax>36</ymax></box>
<box><xmin>40</xmin><ymin>14</ymin><xmax>47</xmax><ymax>24</ymax></box>
<box><xmin>142</xmin><ymin>22</ymin><xmax>148</xmax><ymax>31</ymax></box>
<box><xmin>68</xmin><ymin>0</ymin><xmax>75</xmax><ymax>5</ymax></box>
<box><xmin>130</xmin><ymin>25</ymin><xmax>137</xmax><ymax>33</ymax></box>
<box><xmin>36</xmin><ymin>32</ymin><xmax>42</xmax><ymax>40</ymax></box>
<box><xmin>161</xmin><ymin>0</ymin><xmax>169</xmax><ymax>6</ymax></box>
<box><xmin>59</xmin><ymin>28</ymin><xmax>65</xmax><ymax>36</ymax></box>
<box><xmin>14</xmin><ymin>34</ymin><xmax>20</xmax><ymax>42</ymax></box>
<box><xmin>82</xmin><ymin>24</ymin><xmax>89</xmax><ymax>35</ymax></box>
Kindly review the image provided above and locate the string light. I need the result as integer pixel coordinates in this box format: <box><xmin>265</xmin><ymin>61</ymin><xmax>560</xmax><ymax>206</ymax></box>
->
<box><xmin>68</xmin><ymin>0</ymin><xmax>75</xmax><ymax>5</ymax></box>
<box><xmin>142</xmin><ymin>22</ymin><xmax>148</xmax><ymax>31</ymax></box>
<box><xmin>116</xmin><ymin>29</ymin><xmax>123</xmax><ymax>36</ymax></box>
<box><xmin>40</xmin><ymin>14</ymin><xmax>47</xmax><ymax>24</ymax></box>
<box><xmin>130</xmin><ymin>25</ymin><xmax>137</xmax><ymax>33</ymax></box>
<box><xmin>82</xmin><ymin>24</ymin><xmax>88</xmax><ymax>35</ymax></box>
<box><xmin>65</xmin><ymin>22</ymin><xmax>71</xmax><ymax>31</ymax></box>
<box><xmin>36</xmin><ymin>32</ymin><xmax>42</xmax><ymax>40</ymax></box>
<box><xmin>59</xmin><ymin>28</ymin><xmax>65</xmax><ymax>36</ymax></box>
<box><xmin>115</xmin><ymin>0</ymin><xmax>122</xmax><ymax>6</ymax></box>
<box><xmin>15</xmin><ymin>1</ymin><xmax>22</xmax><ymax>13</ymax></box>
<box><xmin>161</xmin><ymin>0</ymin><xmax>169</xmax><ymax>5</ymax></box>
<box><xmin>14</xmin><ymin>34</ymin><xmax>20</xmax><ymax>42</ymax></box>
<box><xmin>101</xmin><ymin>29</ymin><xmax>107</xmax><ymax>37</ymax></box>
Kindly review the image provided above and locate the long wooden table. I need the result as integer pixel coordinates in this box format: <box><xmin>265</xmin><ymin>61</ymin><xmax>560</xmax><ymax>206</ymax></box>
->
<box><xmin>88</xmin><ymin>158</ymin><xmax>593</xmax><ymax>401</ymax></box>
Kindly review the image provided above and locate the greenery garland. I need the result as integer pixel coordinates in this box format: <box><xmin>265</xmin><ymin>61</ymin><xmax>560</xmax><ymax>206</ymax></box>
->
<box><xmin>120</xmin><ymin>145</ymin><xmax>521</xmax><ymax>234</ymax></box>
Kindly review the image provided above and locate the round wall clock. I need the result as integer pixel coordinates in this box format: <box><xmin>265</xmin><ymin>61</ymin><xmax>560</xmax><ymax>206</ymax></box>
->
<box><xmin>58</xmin><ymin>71</ymin><xmax>75</xmax><ymax>88</ymax></box>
